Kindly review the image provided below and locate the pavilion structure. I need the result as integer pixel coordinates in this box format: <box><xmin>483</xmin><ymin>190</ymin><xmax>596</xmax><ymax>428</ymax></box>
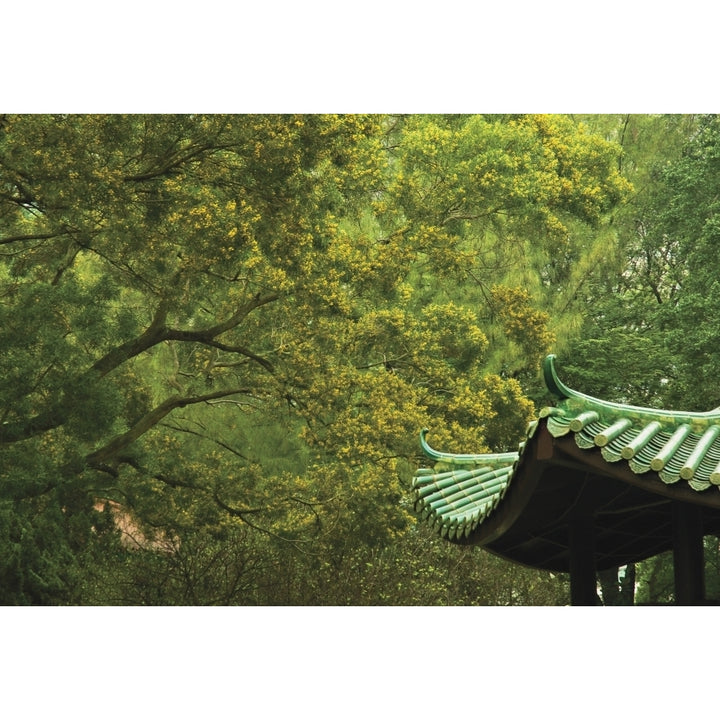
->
<box><xmin>413</xmin><ymin>355</ymin><xmax>720</xmax><ymax>605</ymax></box>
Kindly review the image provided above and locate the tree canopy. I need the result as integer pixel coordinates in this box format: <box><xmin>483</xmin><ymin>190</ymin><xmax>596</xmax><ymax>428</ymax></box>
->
<box><xmin>0</xmin><ymin>113</ymin><xmax>674</xmax><ymax>605</ymax></box>
<box><xmin>559</xmin><ymin>114</ymin><xmax>720</xmax><ymax>604</ymax></box>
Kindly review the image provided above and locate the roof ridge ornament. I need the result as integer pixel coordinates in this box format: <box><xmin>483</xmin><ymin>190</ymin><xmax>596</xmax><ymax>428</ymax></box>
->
<box><xmin>543</xmin><ymin>353</ymin><xmax>573</xmax><ymax>400</ymax></box>
<box><xmin>542</xmin><ymin>354</ymin><xmax>720</xmax><ymax>424</ymax></box>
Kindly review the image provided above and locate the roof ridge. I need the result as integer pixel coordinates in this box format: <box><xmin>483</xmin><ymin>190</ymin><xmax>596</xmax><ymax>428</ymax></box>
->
<box><xmin>419</xmin><ymin>428</ymin><xmax>519</xmax><ymax>466</ymax></box>
<box><xmin>544</xmin><ymin>354</ymin><xmax>720</xmax><ymax>425</ymax></box>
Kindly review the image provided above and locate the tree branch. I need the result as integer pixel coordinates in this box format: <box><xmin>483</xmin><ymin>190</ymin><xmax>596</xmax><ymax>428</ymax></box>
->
<box><xmin>2</xmin><ymin>293</ymin><xmax>279</xmax><ymax>446</ymax></box>
<box><xmin>90</xmin><ymin>300</ymin><xmax>170</xmax><ymax>377</ymax></box>
<box><xmin>0</xmin><ymin>229</ymin><xmax>71</xmax><ymax>246</ymax></box>
<box><xmin>172</xmin><ymin>336</ymin><xmax>275</xmax><ymax>373</ymax></box>
<box><xmin>86</xmin><ymin>388</ymin><xmax>252</xmax><ymax>465</ymax></box>
<box><xmin>159</xmin><ymin>421</ymin><xmax>250</xmax><ymax>461</ymax></box>
<box><xmin>200</xmin><ymin>292</ymin><xmax>280</xmax><ymax>338</ymax></box>
<box><xmin>90</xmin><ymin>292</ymin><xmax>278</xmax><ymax>378</ymax></box>
<box><xmin>123</xmin><ymin>141</ymin><xmax>237</xmax><ymax>183</ymax></box>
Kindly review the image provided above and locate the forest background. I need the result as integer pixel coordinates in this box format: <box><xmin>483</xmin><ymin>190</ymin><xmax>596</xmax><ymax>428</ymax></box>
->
<box><xmin>3</xmin><ymin>113</ymin><xmax>720</xmax><ymax>606</ymax></box>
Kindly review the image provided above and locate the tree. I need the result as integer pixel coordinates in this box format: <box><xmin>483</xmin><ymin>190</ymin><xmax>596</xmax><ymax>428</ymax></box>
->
<box><xmin>0</xmin><ymin>114</ymin><xmax>631</xmax><ymax>604</ymax></box>
<box><xmin>558</xmin><ymin>115</ymin><xmax>720</xmax><ymax>603</ymax></box>
<box><xmin>558</xmin><ymin>115</ymin><xmax>701</xmax><ymax>407</ymax></box>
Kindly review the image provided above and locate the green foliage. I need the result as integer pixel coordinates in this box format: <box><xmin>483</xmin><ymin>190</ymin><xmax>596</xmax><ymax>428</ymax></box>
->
<box><xmin>79</xmin><ymin>524</ymin><xmax>570</xmax><ymax>606</ymax></box>
<box><xmin>561</xmin><ymin>115</ymin><xmax>720</xmax><ymax>414</ymax></box>
<box><xmin>634</xmin><ymin>538</ymin><xmax>720</xmax><ymax>605</ymax></box>
<box><xmin>0</xmin><ymin>114</ymin><xmax>632</xmax><ymax>604</ymax></box>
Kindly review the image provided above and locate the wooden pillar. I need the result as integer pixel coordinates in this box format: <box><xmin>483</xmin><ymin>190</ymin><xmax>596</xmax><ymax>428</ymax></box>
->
<box><xmin>569</xmin><ymin>515</ymin><xmax>597</xmax><ymax>606</ymax></box>
<box><xmin>672</xmin><ymin>502</ymin><xmax>705</xmax><ymax>605</ymax></box>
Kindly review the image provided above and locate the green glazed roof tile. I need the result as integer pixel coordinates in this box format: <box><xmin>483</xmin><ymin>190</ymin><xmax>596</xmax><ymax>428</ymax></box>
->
<box><xmin>412</xmin><ymin>429</ymin><xmax>519</xmax><ymax>539</ymax></box>
<box><xmin>542</xmin><ymin>354</ymin><xmax>720</xmax><ymax>487</ymax></box>
<box><xmin>413</xmin><ymin>354</ymin><xmax>720</xmax><ymax>539</ymax></box>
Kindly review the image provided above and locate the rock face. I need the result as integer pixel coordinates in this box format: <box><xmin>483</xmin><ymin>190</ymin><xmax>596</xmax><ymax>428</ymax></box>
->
<box><xmin>94</xmin><ymin>500</ymin><xmax>174</xmax><ymax>551</ymax></box>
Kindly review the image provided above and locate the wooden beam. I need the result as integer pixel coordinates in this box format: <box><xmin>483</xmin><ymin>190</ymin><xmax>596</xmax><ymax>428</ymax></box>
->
<box><xmin>554</xmin><ymin>431</ymin><xmax>720</xmax><ymax>509</ymax></box>
<box><xmin>672</xmin><ymin>502</ymin><xmax>705</xmax><ymax>605</ymax></box>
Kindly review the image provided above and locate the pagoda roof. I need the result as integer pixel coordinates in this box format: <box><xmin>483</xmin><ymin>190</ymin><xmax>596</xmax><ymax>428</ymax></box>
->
<box><xmin>413</xmin><ymin>355</ymin><xmax>720</xmax><ymax>571</ymax></box>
